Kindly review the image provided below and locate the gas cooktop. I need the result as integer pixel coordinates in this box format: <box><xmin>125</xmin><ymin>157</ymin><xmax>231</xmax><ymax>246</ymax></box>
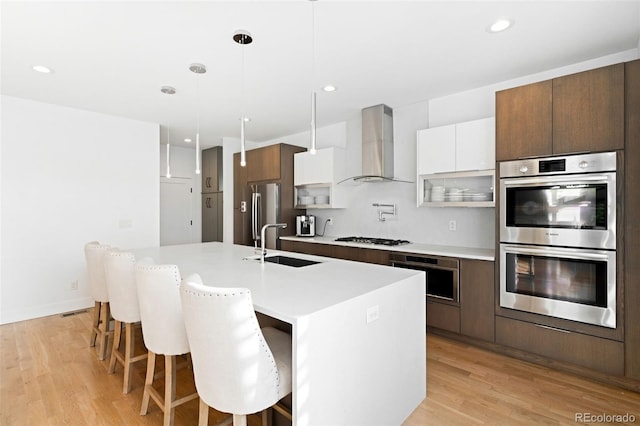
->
<box><xmin>334</xmin><ymin>236</ymin><xmax>411</xmax><ymax>246</ymax></box>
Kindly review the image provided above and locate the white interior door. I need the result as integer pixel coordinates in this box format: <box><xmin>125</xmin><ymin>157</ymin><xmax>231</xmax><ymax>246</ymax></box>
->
<box><xmin>160</xmin><ymin>177</ymin><xmax>193</xmax><ymax>246</ymax></box>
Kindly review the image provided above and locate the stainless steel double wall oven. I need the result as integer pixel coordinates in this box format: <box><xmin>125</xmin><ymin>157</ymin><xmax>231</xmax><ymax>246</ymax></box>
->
<box><xmin>499</xmin><ymin>152</ymin><xmax>617</xmax><ymax>328</ymax></box>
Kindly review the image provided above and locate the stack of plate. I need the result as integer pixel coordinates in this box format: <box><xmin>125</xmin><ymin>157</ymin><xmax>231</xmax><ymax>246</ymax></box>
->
<box><xmin>447</xmin><ymin>188</ymin><xmax>463</xmax><ymax>202</ymax></box>
<box><xmin>314</xmin><ymin>195</ymin><xmax>329</xmax><ymax>204</ymax></box>
<box><xmin>298</xmin><ymin>196</ymin><xmax>314</xmax><ymax>205</ymax></box>
<box><xmin>431</xmin><ymin>186</ymin><xmax>445</xmax><ymax>202</ymax></box>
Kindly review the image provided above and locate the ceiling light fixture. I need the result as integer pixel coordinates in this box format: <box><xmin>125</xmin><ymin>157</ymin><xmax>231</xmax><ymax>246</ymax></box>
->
<box><xmin>234</xmin><ymin>30</ymin><xmax>253</xmax><ymax>167</ymax></box>
<box><xmin>160</xmin><ymin>85</ymin><xmax>176</xmax><ymax>95</ymax></box>
<box><xmin>322</xmin><ymin>84</ymin><xmax>336</xmax><ymax>92</ymax></box>
<box><xmin>189</xmin><ymin>63</ymin><xmax>207</xmax><ymax>175</ymax></box>
<box><xmin>488</xmin><ymin>18</ymin><xmax>513</xmax><ymax>33</ymax></box>
<box><xmin>32</xmin><ymin>65</ymin><xmax>52</xmax><ymax>73</ymax></box>
<box><xmin>309</xmin><ymin>0</ymin><xmax>318</xmax><ymax>155</ymax></box>
<box><xmin>184</xmin><ymin>138</ymin><xmax>192</xmax><ymax>143</ymax></box>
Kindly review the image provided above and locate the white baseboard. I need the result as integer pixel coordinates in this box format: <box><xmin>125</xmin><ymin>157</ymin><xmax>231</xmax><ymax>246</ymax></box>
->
<box><xmin>0</xmin><ymin>297</ymin><xmax>94</xmax><ymax>325</ymax></box>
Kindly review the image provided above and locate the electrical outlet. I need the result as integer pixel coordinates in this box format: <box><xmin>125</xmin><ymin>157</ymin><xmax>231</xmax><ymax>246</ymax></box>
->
<box><xmin>327</xmin><ymin>218</ymin><xmax>333</xmax><ymax>225</ymax></box>
<box><xmin>448</xmin><ymin>220</ymin><xmax>457</xmax><ymax>231</ymax></box>
<box><xmin>366</xmin><ymin>305</ymin><xmax>379</xmax><ymax>324</ymax></box>
<box><xmin>70</xmin><ymin>280</ymin><xmax>79</xmax><ymax>291</ymax></box>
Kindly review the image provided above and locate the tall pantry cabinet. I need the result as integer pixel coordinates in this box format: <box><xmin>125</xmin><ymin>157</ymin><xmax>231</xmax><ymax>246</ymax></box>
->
<box><xmin>201</xmin><ymin>146</ymin><xmax>223</xmax><ymax>242</ymax></box>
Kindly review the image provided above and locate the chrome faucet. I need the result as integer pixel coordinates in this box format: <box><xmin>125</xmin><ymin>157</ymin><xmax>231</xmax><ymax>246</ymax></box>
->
<box><xmin>260</xmin><ymin>223</ymin><xmax>287</xmax><ymax>263</ymax></box>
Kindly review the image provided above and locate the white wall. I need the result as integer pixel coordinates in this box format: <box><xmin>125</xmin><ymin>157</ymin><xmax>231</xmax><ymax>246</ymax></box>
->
<box><xmin>0</xmin><ymin>96</ymin><xmax>160</xmax><ymax>324</ymax></box>
<box><xmin>159</xmin><ymin>143</ymin><xmax>201</xmax><ymax>243</ymax></box>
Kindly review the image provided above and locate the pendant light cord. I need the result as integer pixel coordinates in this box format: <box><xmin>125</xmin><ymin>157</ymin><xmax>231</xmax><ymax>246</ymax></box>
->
<box><xmin>309</xmin><ymin>0</ymin><xmax>317</xmax><ymax>154</ymax></box>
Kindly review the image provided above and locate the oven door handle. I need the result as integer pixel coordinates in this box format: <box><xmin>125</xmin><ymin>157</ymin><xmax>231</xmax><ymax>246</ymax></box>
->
<box><xmin>501</xmin><ymin>244</ymin><xmax>611</xmax><ymax>262</ymax></box>
<box><xmin>502</xmin><ymin>173</ymin><xmax>614</xmax><ymax>187</ymax></box>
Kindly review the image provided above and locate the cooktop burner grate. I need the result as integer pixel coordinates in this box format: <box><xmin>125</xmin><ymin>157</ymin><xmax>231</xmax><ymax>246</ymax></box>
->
<box><xmin>334</xmin><ymin>236</ymin><xmax>411</xmax><ymax>246</ymax></box>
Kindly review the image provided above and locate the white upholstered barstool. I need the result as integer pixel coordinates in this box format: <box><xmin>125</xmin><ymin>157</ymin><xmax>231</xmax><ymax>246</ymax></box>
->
<box><xmin>136</xmin><ymin>262</ymin><xmax>198</xmax><ymax>426</ymax></box>
<box><xmin>180</xmin><ymin>275</ymin><xmax>293</xmax><ymax>426</ymax></box>
<box><xmin>104</xmin><ymin>249</ymin><xmax>149</xmax><ymax>393</ymax></box>
<box><xmin>84</xmin><ymin>241</ymin><xmax>113</xmax><ymax>361</ymax></box>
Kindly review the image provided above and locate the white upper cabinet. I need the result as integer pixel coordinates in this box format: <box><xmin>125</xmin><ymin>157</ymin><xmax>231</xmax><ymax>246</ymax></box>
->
<box><xmin>417</xmin><ymin>124</ymin><xmax>455</xmax><ymax>174</ymax></box>
<box><xmin>294</xmin><ymin>147</ymin><xmax>346</xmax><ymax>208</ymax></box>
<box><xmin>416</xmin><ymin>117</ymin><xmax>496</xmax><ymax>208</ymax></box>
<box><xmin>455</xmin><ymin>117</ymin><xmax>495</xmax><ymax>171</ymax></box>
<box><xmin>294</xmin><ymin>147</ymin><xmax>336</xmax><ymax>185</ymax></box>
<box><xmin>417</xmin><ymin>117</ymin><xmax>495</xmax><ymax>174</ymax></box>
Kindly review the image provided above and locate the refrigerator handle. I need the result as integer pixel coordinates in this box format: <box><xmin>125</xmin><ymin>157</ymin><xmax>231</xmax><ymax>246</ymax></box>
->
<box><xmin>252</xmin><ymin>192</ymin><xmax>261</xmax><ymax>241</ymax></box>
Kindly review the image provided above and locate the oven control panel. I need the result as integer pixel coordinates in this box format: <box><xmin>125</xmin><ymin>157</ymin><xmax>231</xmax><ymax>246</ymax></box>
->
<box><xmin>500</xmin><ymin>151</ymin><xmax>616</xmax><ymax>178</ymax></box>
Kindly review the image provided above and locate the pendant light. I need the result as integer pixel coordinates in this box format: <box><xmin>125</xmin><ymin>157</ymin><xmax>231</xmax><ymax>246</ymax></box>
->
<box><xmin>234</xmin><ymin>30</ymin><xmax>253</xmax><ymax>167</ymax></box>
<box><xmin>166</xmin><ymin>128</ymin><xmax>172</xmax><ymax>179</ymax></box>
<box><xmin>309</xmin><ymin>0</ymin><xmax>318</xmax><ymax>155</ymax></box>
<box><xmin>189</xmin><ymin>63</ymin><xmax>207</xmax><ymax>175</ymax></box>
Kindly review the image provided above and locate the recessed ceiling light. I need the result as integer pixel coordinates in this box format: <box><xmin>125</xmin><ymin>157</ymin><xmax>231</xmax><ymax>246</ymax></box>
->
<box><xmin>488</xmin><ymin>18</ymin><xmax>513</xmax><ymax>33</ymax></box>
<box><xmin>184</xmin><ymin>138</ymin><xmax>192</xmax><ymax>143</ymax></box>
<box><xmin>33</xmin><ymin>65</ymin><xmax>52</xmax><ymax>73</ymax></box>
<box><xmin>322</xmin><ymin>85</ymin><xmax>337</xmax><ymax>92</ymax></box>
<box><xmin>160</xmin><ymin>86</ymin><xmax>176</xmax><ymax>95</ymax></box>
<box><xmin>240</xmin><ymin>117</ymin><xmax>251</xmax><ymax>122</ymax></box>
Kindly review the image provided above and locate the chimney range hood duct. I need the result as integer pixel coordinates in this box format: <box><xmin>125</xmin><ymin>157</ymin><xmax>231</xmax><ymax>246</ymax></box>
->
<box><xmin>341</xmin><ymin>104</ymin><xmax>410</xmax><ymax>183</ymax></box>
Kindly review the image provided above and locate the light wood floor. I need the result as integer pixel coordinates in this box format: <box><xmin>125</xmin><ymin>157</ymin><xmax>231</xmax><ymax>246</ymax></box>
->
<box><xmin>1</xmin><ymin>310</ymin><xmax>639</xmax><ymax>425</ymax></box>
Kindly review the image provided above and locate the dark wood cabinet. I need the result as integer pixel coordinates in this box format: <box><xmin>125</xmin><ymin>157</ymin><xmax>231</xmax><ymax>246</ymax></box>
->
<box><xmin>496</xmin><ymin>80</ymin><xmax>552</xmax><ymax>161</ymax></box>
<box><xmin>201</xmin><ymin>146</ymin><xmax>223</xmax><ymax>242</ymax></box>
<box><xmin>246</xmin><ymin>144</ymin><xmax>281</xmax><ymax>183</ymax></box>
<box><xmin>202</xmin><ymin>192</ymin><xmax>222</xmax><ymax>242</ymax></box>
<box><xmin>233</xmin><ymin>144</ymin><xmax>305</xmax><ymax>246</ymax></box>
<box><xmin>553</xmin><ymin>63</ymin><xmax>624</xmax><ymax>153</ymax></box>
<box><xmin>496</xmin><ymin>63</ymin><xmax>624</xmax><ymax>161</ymax></box>
<box><xmin>625</xmin><ymin>59</ymin><xmax>640</xmax><ymax>380</ymax></box>
<box><xmin>496</xmin><ymin>316</ymin><xmax>624</xmax><ymax>376</ymax></box>
<box><xmin>426</xmin><ymin>301</ymin><xmax>460</xmax><ymax>334</ymax></box>
<box><xmin>202</xmin><ymin>147</ymin><xmax>222</xmax><ymax>193</ymax></box>
<box><xmin>459</xmin><ymin>259</ymin><xmax>494</xmax><ymax>342</ymax></box>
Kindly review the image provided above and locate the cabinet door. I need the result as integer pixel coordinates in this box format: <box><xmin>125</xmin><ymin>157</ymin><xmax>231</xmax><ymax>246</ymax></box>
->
<box><xmin>496</xmin><ymin>80</ymin><xmax>552</xmax><ymax>161</ymax></box>
<box><xmin>202</xmin><ymin>147</ymin><xmax>221</xmax><ymax>193</ymax></box>
<box><xmin>455</xmin><ymin>118</ymin><xmax>495</xmax><ymax>171</ymax></box>
<box><xmin>553</xmin><ymin>63</ymin><xmax>624</xmax><ymax>154</ymax></box>
<box><xmin>417</xmin><ymin>125</ymin><xmax>455</xmax><ymax>174</ymax></box>
<box><xmin>294</xmin><ymin>148</ymin><xmax>333</xmax><ymax>185</ymax></box>
<box><xmin>459</xmin><ymin>259</ymin><xmax>494</xmax><ymax>342</ymax></box>
<box><xmin>202</xmin><ymin>194</ymin><xmax>220</xmax><ymax>242</ymax></box>
<box><xmin>247</xmin><ymin>144</ymin><xmax>281</xmax><ymax>182</ymax></box>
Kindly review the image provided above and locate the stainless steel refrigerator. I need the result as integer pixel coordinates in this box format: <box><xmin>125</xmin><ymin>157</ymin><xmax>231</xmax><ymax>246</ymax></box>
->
<box><xmin>250</xmin><ymin>183</ymin><xmax>282</xmax><ymax>250</ymax></box>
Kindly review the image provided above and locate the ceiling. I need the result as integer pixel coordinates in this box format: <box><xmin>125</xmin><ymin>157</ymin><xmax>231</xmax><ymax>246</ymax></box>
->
<box><xmin>2</xmin><ymin>1</ymin><xmax>639</xmax><ymax>149</ymax></box>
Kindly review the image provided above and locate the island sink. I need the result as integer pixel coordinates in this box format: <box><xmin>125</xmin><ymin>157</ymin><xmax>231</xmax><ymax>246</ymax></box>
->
<box><xmin>263</xmin><ymin>255</ymin><xmax>321</xmax><ymax>268</ymax></box>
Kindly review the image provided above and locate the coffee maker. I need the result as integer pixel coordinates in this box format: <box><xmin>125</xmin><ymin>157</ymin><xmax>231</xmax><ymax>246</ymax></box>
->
<box><xmin>296</xmin><ymin>215</ymin><xmax>316</xmax><ymax>237</ymax></box>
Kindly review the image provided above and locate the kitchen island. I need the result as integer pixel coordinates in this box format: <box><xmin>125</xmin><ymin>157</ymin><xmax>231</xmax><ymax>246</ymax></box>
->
<box><xmin>131</xmin><ymin>242</ymin><xmax>426</xmax><ymax>426</ymax></box>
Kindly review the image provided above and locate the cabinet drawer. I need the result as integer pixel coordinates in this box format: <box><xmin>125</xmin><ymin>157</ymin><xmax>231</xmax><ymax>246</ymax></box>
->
<box><xmin>427</xmin><ymin>301</ymin><xmax>460</xmax><ymax>333</ymax></box>
<box><xmin>496</xmin><ymin>316</ymin><xmax>624</xmax><ymax>376</ymax></box>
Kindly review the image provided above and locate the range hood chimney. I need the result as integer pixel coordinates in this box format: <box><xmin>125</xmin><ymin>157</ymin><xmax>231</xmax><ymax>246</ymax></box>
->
<box><xmin>359</xmin><ymin>104</ymin><xmax>394</xmax><ymax>181</ymax></box>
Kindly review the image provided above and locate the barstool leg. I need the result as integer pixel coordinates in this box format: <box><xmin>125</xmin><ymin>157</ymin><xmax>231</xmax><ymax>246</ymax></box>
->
<box><xmin>123</xmin><ymin>322</ymin><xmax>135</xmax><ymax>393</ymax></box>
<box><xmin>233</xmin><ymin>414</ymin><xmax>247</xmax><ymax>426</ymax></box>
<box><xmin>198</xmin><ymin>399</ymin><xmax>209</xmax><ymax>426</ymax></box>
<box><xmin>163</xmin><ymin>355</ymin><xmax>177</xmax><ymax>426</ymax></box>
<box><xmin>140</xmin><ymin>351</ymin><xmax>156</xmax><ymax>415</ymax></box>
<box><xmin>90</xmin><ymin>301</ymin><xmax>100</xmax><ymax>347</ymax></box>
<box><xmin>108</xmin><ymin>320</ymin><xmax>123</xmax><ymax>373</ymax></box>
<box><xmin>97</xmin><ymin>302</ymin><xmax>111</xmax><ymax>360</ymax></box>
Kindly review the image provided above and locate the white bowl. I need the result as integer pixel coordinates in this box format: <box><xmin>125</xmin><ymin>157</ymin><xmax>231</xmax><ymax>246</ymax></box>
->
<box><xmin>298</xmin><ymin>196</ymin><xmax>314</xmax><ymax>205</ymax></box>
<box><xmin>314</xmin><ymin>195</ymin><xmax>329</xmax><ymax>205</ymax></box>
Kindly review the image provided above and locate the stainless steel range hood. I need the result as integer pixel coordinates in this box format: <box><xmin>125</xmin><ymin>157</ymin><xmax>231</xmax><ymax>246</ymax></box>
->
<box><xmin>341</xmin><ymin>104</ymin><xmax>410</xmax><ymax>183</ymax></box>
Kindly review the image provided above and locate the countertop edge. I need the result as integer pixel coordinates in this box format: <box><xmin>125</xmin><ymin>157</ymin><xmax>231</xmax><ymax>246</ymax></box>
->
<box><xmin>280</xmin><ymin>236</ymin><xmax>495</xmax><ymax>261</ymax></box>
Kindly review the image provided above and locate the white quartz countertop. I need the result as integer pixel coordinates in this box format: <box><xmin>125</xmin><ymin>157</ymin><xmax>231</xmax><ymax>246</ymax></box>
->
<box><xmin>280</xmin><ymin>235</ymin><xmax>495</xmax><ymax>261</ymax></box>
<box><xmin>130</xmin><ymin>242</ymin><xmax>424</xmax><ymax>324</ymax></box>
